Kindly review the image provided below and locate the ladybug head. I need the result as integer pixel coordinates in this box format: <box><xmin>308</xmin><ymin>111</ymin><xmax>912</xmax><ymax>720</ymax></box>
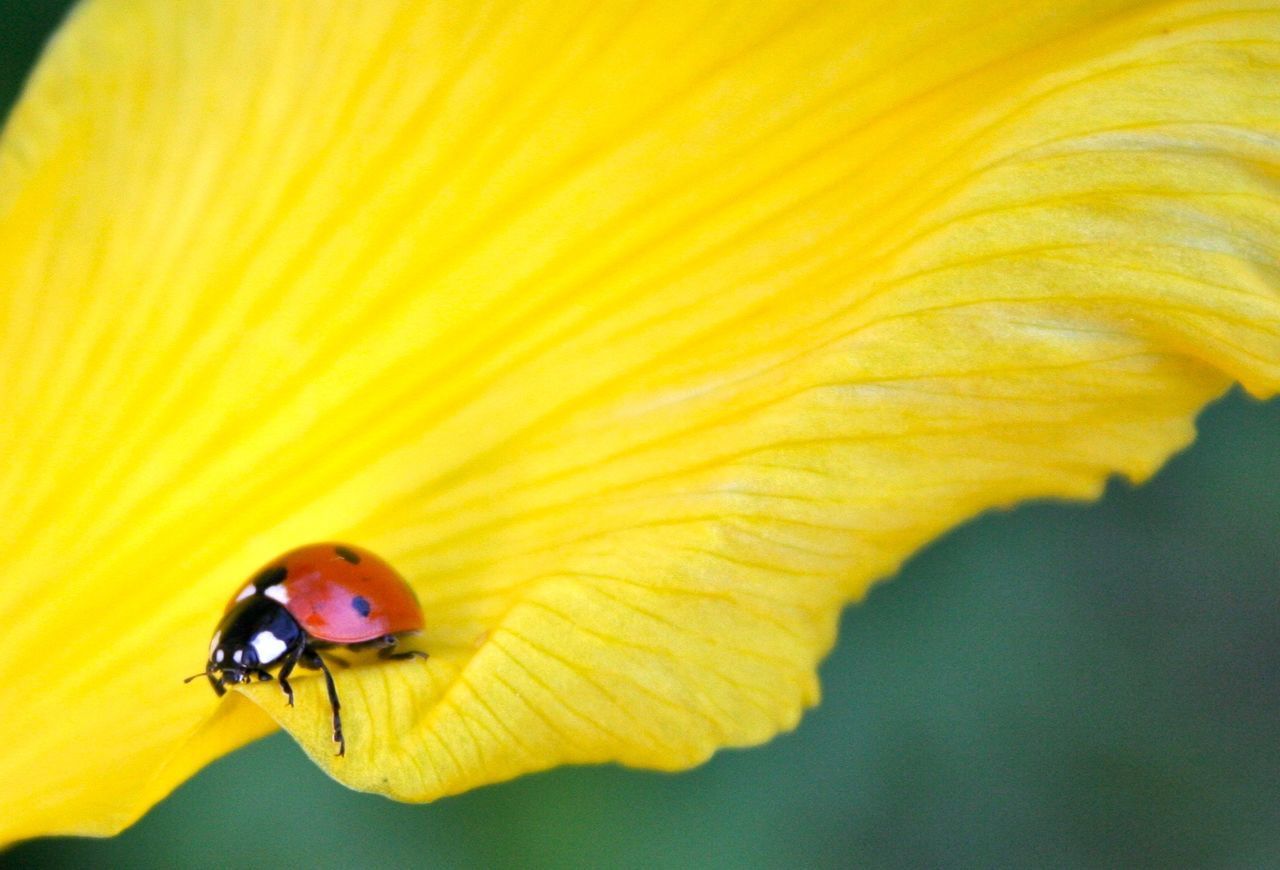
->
<box><xmin>186</xmin><ymin>595</ymin><xmax>304</xmax><ymax>695</ymax></box>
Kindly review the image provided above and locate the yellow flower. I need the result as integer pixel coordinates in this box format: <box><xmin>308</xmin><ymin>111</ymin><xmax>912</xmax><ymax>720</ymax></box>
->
<box><xmin>1</xmin><ymin>0</ymin><xmax>1277</xmax><ymax>844</ymax></box>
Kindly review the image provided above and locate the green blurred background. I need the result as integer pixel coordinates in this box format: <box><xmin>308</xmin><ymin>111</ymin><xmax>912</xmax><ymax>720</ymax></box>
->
<box><xmin>2</xmin><ymin>3</ymin><xmax>1278</xmax><ymax>867</ymax></box>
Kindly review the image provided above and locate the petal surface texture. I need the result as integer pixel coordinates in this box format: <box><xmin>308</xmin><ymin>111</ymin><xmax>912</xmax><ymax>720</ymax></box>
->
<box><xmin>1</xmin><ymin>0</ymin><xmax>1278</xmax><ymax>842</ymax></box>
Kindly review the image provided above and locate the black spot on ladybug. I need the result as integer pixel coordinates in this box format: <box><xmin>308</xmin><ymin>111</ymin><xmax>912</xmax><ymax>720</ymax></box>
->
<box><xmin>352</xmin><ymin>595</ymin><xmax>372</xmax><ymax>618</ymax></box>
<box><xmin>253</xmin><ymin>565</ymin><xmax>288</xmax><ymax>591</ymax></box>
<box><xmin>334</xmin><ymin>546</ymin><xmax>361</xmax><ymax>564</ymax></box>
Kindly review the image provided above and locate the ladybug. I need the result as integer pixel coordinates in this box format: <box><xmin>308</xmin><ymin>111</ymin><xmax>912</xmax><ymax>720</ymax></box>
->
<box><xmin>186</xmin><ymin>543</ymin><xmax>427</xmax><ymax>755</ymax></box>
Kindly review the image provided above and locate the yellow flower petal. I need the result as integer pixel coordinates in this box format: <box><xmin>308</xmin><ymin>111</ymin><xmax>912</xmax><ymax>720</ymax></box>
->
<box><xmin>1</xmin><ymin>0</ymin><xmax>1278</xmax><ymax>843</ymax></box>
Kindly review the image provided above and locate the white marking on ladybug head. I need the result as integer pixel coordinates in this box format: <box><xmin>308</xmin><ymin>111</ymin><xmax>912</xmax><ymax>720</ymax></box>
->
<box><xmin>250</xmin><ymin>630</ymin><xmax>287</xmax><ymax>665</ymax></box>
<box><xmin>213</xmin><ymin>648</ymin><xmax>224</xmax><ymax>664</ymax></box>
<box><xmin>234</xmin><ymin>585</ymin><xmax>255</xmax><ymax>603</ymax></box>
<box><xmin>232</xmin><ymin>649</ymin><xmax>244</xmax><ymax>665</ymax></box>
<box><xmin>209</xmin><ymin>630</ymin><xmax>222</xmax><ymax>657</ymax></box>
<box><xmin>264</xmin><ymin>584</ymin><xmax>290</xmax><ymax>606</ymax></box>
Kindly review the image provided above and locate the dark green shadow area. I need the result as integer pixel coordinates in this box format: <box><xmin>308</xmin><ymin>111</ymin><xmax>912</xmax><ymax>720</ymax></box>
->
<box><xmin>2</xmin><ymin>5</ymin><xmax>1278</xmax><ymax>868</ymax></box>
<box><xmin>0</xmin><ymin>0</ymin><xmax>70</xmax><ymax>115</ymax></box>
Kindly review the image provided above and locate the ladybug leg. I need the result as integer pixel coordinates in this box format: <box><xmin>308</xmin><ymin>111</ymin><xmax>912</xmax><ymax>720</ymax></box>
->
<box><xmin>303</xmin><ymin>648</ymin><xmax>344</xmax><ymax>757</ymax></box>
<box><xmin>374</xmin><ymin>634</ymin><xmax>430</xmax><ymax>662</ymax></box>
<box><xmin>305</xmin><ymin>641</ymin><xmax>348</xmax><ymax>668</ymax></box>
<box><xmin>276</xmin><ymin>648</ymin><xmax>301</xmax><ymax>708</ymax></box>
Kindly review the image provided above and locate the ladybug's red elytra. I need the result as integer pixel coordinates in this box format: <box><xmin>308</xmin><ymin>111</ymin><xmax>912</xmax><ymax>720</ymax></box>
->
<box><xmin>186</xmin><ymin>543</ymin><xmax>427</xmax><ymax>756</ymax></box>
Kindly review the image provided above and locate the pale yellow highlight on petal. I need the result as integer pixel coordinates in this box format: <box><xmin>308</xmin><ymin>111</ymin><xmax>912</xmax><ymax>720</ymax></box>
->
<box><xmin>0</xmin><ymin>0</ymin><xmax>1278</xmax><ymax>842</ymax></box>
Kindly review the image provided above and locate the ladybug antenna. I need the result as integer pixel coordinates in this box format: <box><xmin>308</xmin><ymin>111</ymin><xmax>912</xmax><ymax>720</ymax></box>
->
<box><xmin>183</xmin><ymin>669</ymin><xmax>213</xmax><ymax>684</ymax></box>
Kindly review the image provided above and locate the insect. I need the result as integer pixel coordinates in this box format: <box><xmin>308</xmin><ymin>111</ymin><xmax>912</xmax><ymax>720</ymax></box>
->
<box><xmin>186</xmin><ymin>542</ymin><xmax>427</xmax><ymax>756</ymax></box>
